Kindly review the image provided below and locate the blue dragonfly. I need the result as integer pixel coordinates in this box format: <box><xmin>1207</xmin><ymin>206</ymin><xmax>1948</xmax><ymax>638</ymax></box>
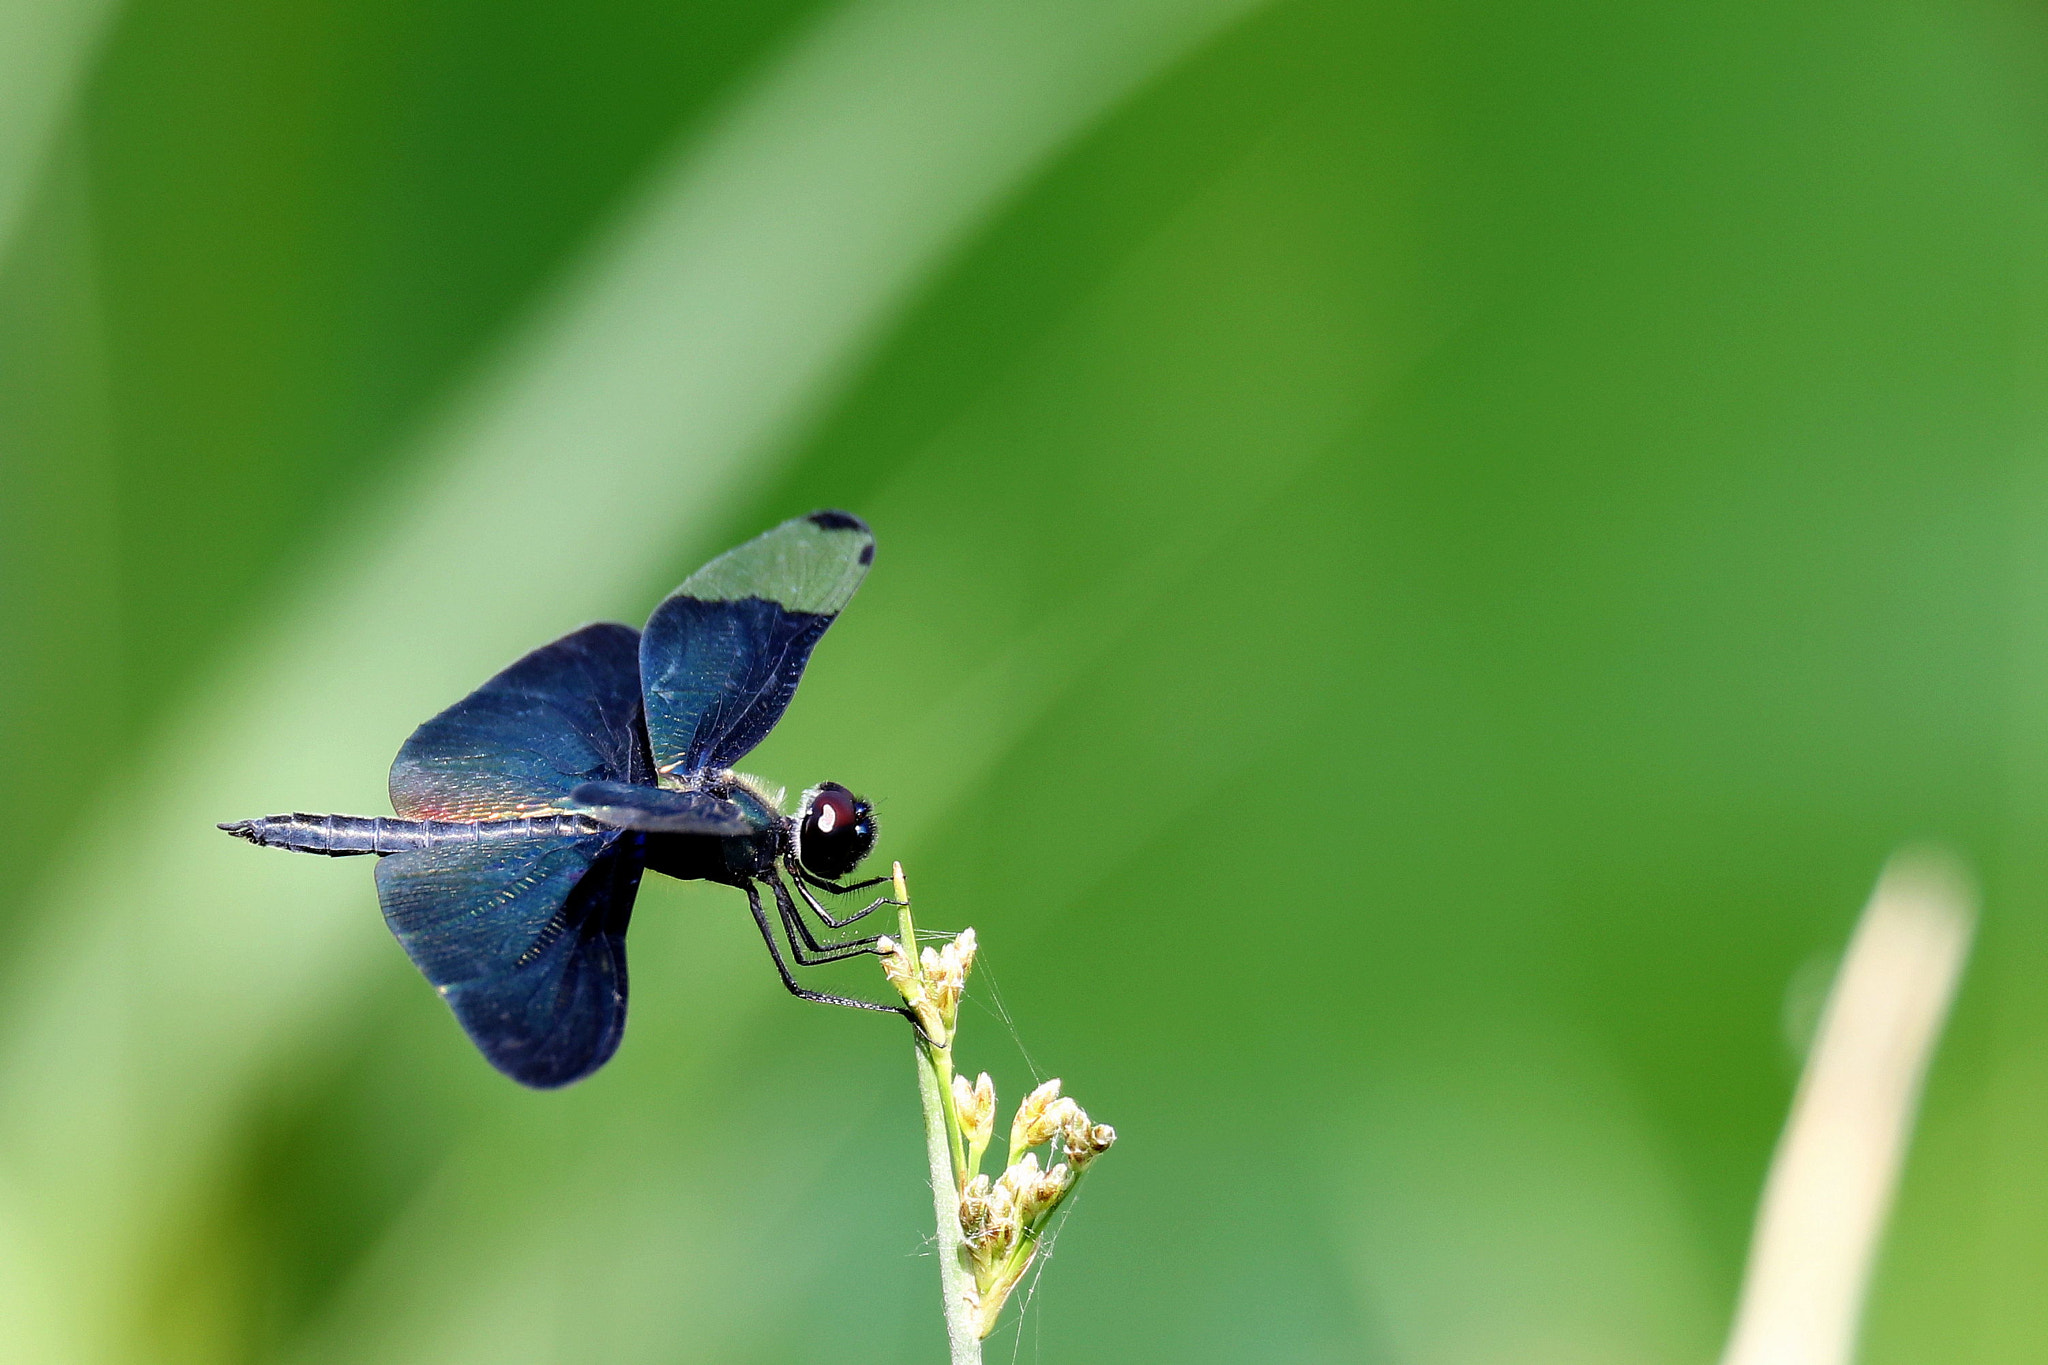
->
<box><xmin>223</xmin><ymin>511</ymin><xmax>898</xmax><ymax>1087</ymax></box>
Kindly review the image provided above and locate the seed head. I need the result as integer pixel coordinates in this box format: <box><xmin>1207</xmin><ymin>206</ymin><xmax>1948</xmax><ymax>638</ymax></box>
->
<box><xmin>995</xmin><ymin>1152</ymin><xmax>1039</xmax><ymax>1213</ymax></box>
<box><xmin>1009</xmin><ymin>1156</ymin><xmax>1071</xmax><ymax>1223</ymax></box>
<box><xmin>1036</xmin><ymin>1161</ymin><xmax>1074</xmax><ymax>1215</ymax></box>
<box><xmin>877</xmin><ymin>935</ymin><xmax>916</xmax><ymax>999</ymax></box>
<box><xmin>959</xmin><ymin>1173</ymin><xmax>997</xmax><ymax>1247</ymax></box>
<box><xmin>1062</xmin><ymin>1119</ymin><xmax>1117</xmax><ymax>1170</ymax></box>
<box><xmin>951</xmin><ymin>1072</ymin><xmax>975</xmax><ymax>1122</ymax></box>
<box><xmin>1040</xmin><ymin>1096</ymin><xmax>1080</xmax><ymax>1142</ymax></box>
<box><xmin>878</xmin><ymin>935</ymin><xmax>950</xmax><ymax>1041</ymax></box>
<box><xmin>921</xmin><ymin>931</ymin><xmax>977</xmax><ymax>1033</ymax></box>
<box><xmin>982</xmin><ymin>1174</ymin><xmax>1021</xmax><ymax>1246</ymax></box>
<box><xmin>1009</xmin><ymin>1079</ymin><xmax>1068</xmax><ymax>1154</ymax></box>
<box><xmin>955</xmin><ymin>1070</ymin><xmax>996</xmax><ymax>1168</ymax></box>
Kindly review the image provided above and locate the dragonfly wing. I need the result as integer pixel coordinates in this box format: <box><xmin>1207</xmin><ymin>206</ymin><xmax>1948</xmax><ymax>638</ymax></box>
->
<box><xmin>374</xmin><ymin>830</ymin><xmax>644</xmax><ymax>1088</ymax></box>
<box><xmin>640</xmin><ymin>510</ymin><xmax>873</xmax><ymax>775</ymax></box>
<box><xmin>390</xmin><ymin>621</ymin><xmax>651</xmax><ymax>820</ymax></box>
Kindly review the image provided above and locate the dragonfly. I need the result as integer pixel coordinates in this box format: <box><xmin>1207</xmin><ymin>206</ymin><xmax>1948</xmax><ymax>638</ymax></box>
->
<box><xmin>222</xmin><ymin>510</ymin><xmax>901</xmax><ymax>1088</ymax></box>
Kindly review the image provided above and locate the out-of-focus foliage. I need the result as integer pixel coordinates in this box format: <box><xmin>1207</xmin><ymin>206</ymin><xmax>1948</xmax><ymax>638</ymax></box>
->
<box><xmin>3</xmin><ymin>0</ymin><xmax>2047</xmax><ymax>1360</ymax></box>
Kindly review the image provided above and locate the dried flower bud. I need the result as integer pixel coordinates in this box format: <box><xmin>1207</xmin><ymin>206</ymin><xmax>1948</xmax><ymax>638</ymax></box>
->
<box><xmin>1037</xmin><ymin>1161</ymin><xmax>1073</xmax><ymax>1213</ymax></box>
<box><xmin>956</xmin><ymin>1071</ymin><xmax>995</xmax><ymax>1170</ymax></box>
<box><xmin>1039</xmin><ymin>1097</ymin><xmax>1080</xmax><ymax>1143</ymax></box>
<box><xmin>878</xmin><ymin>934</ymin><xmax>947</xmax><ymax>1040</ymax></box>
<box><xmin>982</xmin><ymin>1175</ymin><xmax>1020</xmax><ymax>1249</ymax></box>
<box><xmin>927</xmin><ymin>970</ymin><xmax>960</xmax><ymax>1028</ymax></box>
<box><xmin>958</xmin><ymin>1174</ymin><xmax>996</xmax><ymax>1246</ymax></box>
<box><xmin>967</xmin><ymin>1149</ymin><xmax>1075</xmax><ymax>1336</ymax></box>
<box><xmin>913</xmin><ymin>1000</ymin><xmax>948</xmax><ymax>1044</ymax></box>
<box><xmin>1008</xmin><ymin>1079</ymin><xmax>1066</xmax><ymax>1154</ymax></box>
<box><xmin>1014</xmin><ymin>1158</ymin><xmax>1072</xmax><ymax>1223</ymax></box>
<box><xmin>1062</xmin><ymin>1121</ymin><xmax>1117</xmax><ymax>1169</ymax></box>
<box><xmin>877</xmin><ymin>936</ymin><xmax>917</xmax><ymax>1000</ymax></box>
<box><xmin>916</xmin><ymin>931</ymin><xmax>977</xmax><ymax>1034</ymax></box>
<box><xmin>995</xmin><ymin>1153</ymin><xmax>1040</xmax><ymax>1216</ymax></box>
<box><xmin>970</xmin><ymin>1072</ymin><xmax>996</xmax><ymax>1130</ymax></box>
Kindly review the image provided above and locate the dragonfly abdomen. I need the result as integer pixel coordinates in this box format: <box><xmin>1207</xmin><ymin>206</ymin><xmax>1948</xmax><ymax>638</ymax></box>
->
<box><xmin>219</xmin><ymin>812</ymin><xmax>603</xmax><ymax>856</ymax></box>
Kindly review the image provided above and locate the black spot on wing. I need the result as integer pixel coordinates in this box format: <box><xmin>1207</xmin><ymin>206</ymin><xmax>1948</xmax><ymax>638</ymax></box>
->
<box><xmin>641</xmin><ymin>512</ymin><xmax>874</xmax><ymax>772</ymax></box>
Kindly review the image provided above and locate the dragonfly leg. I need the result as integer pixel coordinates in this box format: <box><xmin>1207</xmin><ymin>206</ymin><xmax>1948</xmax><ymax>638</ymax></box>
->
<box><xmin>798</xmin><ymin>868</ymin><xmax>896</xmax><ymax>897</ymax></box>
<box><xmin>769</xmin><ymin>874</ymin><xmax>882</xmax><ymax>964</ymax></box>
<box><xmin>743</xmin><ymin>882</ymin><xmax>903</xmax><ymax>1015</ymax></box>
<box><xmin>787</xmin><ymin>865</ymin><xmax>899</xmax><ymax>930</ymax></box>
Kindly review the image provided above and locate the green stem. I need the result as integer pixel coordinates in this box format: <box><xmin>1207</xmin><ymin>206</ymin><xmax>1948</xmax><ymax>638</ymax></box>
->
<box><xmin>899</xmin><ymin>902</ymin><xmax>971</xmax><ymax>1186</ymax></box>
<box><xmin>933</xmin><ymin>1046</ymin><xmax>968</xmax><ymax>1185</ymax></box>
<box><xmin>915</xmin><ymin>1036</ymin><xmax>983</xmax><ymax>1365</ymax></box>
<box><xmin>898</xmin><ymin>876</ymin><xmax>983</xmax><ymax>1364</ymax></box>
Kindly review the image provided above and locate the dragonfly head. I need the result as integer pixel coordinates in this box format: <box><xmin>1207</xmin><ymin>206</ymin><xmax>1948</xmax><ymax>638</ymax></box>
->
<box><xmin>795</xmin><ymin>782</ymin><xmax>877</xmax><ymax>880</ymax></box>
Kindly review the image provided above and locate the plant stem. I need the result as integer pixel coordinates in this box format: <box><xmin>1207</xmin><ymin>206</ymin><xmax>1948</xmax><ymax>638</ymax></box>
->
<box><xmin>897</xmin><ymin>870</ymin><xmax>983</xmax><ymax>1364</ymax></box>
<box><xmin>915</xmin><ymin>1034</ymin><xmax>983</xmax><ymax>1365</ymax></box>
<box><xmin>933</xmin><ymin>1046</ymin><xmax>968</xmax><ymax>1185</ymax></box>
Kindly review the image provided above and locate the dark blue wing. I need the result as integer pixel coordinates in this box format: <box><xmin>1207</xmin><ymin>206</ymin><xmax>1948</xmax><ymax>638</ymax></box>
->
<box><xmin>640</xmin><ymin>510</ymin><xmax>874</xmax><ymax>775</ymax></box>
<box><xmin>374</xmin><ymin>830</ymin><xmax>644</xmax><ymax>1088</ymax></box>
<box><xmin>390</xmin><ymin>622</ymin><xmax>651</xmax><ymax>820</ymax></box>
<box><xmin>564</xmin><ymin>780</ymin><xmax>755</xmax><ymax>835</ymax></box>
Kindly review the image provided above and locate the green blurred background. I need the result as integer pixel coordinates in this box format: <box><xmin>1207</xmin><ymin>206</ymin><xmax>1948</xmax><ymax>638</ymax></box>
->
<box><xmin>2</xmin><ymin>0</ymin><xmax>2045</xmax><ymax>1359</ymax></box>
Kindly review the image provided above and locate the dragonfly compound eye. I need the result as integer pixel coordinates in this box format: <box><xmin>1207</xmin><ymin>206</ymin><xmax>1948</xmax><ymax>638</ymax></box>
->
<box><xmin>800</xmin><ymin>782</ymin><xmax>875</xmax><ymax>879</ymax></box>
